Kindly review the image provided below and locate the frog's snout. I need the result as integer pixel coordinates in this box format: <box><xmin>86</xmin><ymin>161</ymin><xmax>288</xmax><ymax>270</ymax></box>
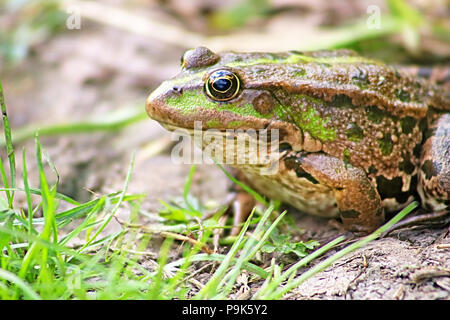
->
<box><xmin>145</xmin><ymin>85</ymin><xmax>167</xmax><ymax>123</ymax></box>
<box><xmin>145</xmin><ymin>81</ymin><xmax>189</xmax><ymax>127</ymax></box>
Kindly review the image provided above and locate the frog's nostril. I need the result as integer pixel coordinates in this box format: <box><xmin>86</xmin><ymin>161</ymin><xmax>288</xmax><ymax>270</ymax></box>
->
<box><xmin>172</xmin><ymin>86</ymin><xmax>183</xmax><ymax>94</ymax></box>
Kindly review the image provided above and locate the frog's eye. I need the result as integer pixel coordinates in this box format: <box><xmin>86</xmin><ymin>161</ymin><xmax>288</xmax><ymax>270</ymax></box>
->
<box><xmin>205</xmin><ymin>69</ymin><xmax>240</xmax><ymax>101</ymax></box>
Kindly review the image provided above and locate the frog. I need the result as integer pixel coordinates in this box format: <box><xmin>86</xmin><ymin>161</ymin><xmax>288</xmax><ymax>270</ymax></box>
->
<box><xmin>145</xmin><ymin>46</ymin><xmax>450</xmax><ymax>234</ymax></box>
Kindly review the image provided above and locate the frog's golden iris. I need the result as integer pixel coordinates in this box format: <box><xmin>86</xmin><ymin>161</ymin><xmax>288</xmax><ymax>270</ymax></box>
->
<box><xmin>205</xmin><ymin>69</ymin><xmax>240</xmax><ymax>101</ymax></box>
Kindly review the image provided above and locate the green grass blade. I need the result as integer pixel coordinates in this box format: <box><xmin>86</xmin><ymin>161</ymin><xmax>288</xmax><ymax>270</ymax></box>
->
<box><xmin>77</xmin><ymin>152</ymin><xmax>136</xmax><ymax>252</ymax></box>
<box><xmin>58</xmin><ymin>196</ymin><xmax>106</xmax><ymax>246</ymax></box>
<box><xmin>165</xmin><ymin>254</ymin><xmax>269</xmax><ymax>280</ymax></box>
<box><xmin>269</xmin><ymin>201</ymin><xmax>418</xmax><ymax>299</ymax></box>
<box><xmin>0</xmin><ymin>187</ymin><xmax>79</xmax><ymax>206</ymax></box>
<box><xmin>35</xmin><ymin>137</ymin><xmax>58</xmax><ymax>243</ymax></box>
<box><xmin>0</xmin><ymin>108</ymin><xmax>148</xmax><ymax>147</ymax></box>
<box><xmin>194</xmin><ymin>208</ymin><xmax>256</xmax><ymax>299</ymax></box>
<box><xmin>148</xmin><ymin>237</ymin><xmax>174</xmax><ymax>299</ymax></box>
<box><xmin>16</xmin><ymin>137</ymin><xmax>59</xmax><ymax>285</ymax></box>
<box><xmin>0</xmin><ymin>268</ymin><xmax>41</xmax><ymax>300</ymax></box>
<box><xmin>35</xmin><ymin>137</ymin><xmax>62</xmax><ymax>284</ymax></box>
<box><xmin>218</xmin><ymin>206</ymin><xmax>282</xmax><ymax>297</ymax></box>
<box><xmin>387</xmin><ymin>0</ymin><xmax>423</xmax><ymax>25</ymax></box>
<box><xmin>0</xmin><ymin>80</ymin><xmax>16</xmax><ymax>208</ymax></box>
<box><xmin>22</xmin><ymin>148</ymin><xmax>35</xmax><ymax>238</ymax></box>
<box><xmin>183</xmin><ymin>164</ymin><xmax>201</xmax><ymax>215</ymax></box>
<box><xmin>254</xmin><ymin>235</ymin><xmax>345</xmax><ymax>299</ymax></box>
<box><xmin>0</xmin><ymin>159</ymin><xmax>11</xmax><ymax>206</ymax></box>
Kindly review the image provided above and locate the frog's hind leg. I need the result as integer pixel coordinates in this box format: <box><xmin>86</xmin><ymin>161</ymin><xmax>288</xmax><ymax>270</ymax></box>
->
<box><xmin>418</xmin><ymin>113</ymin><xmax>450</xmax><ymax>212</ymax></box>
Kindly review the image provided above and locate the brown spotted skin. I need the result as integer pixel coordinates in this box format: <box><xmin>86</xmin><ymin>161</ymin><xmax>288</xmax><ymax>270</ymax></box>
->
<box><xmin>418</xmin><ymin>113</ymin><xmax>450</xmax><ymax>211</ymax></box>
<box><xmin>272</xmin><ymin>90</ymin><xmax>422</xmax><ymax>212</ymax></box>
<box><xmin>146</xmin><ymin>47</ymin><xmax>450</xmax><ymax>233</ymax></box>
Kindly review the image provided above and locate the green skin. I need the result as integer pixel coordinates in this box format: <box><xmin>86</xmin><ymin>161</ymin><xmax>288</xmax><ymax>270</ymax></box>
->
<box><xmin>146</xmin><ymin>47</ymin><xmax>450</xmax><ymax>233</ymax></box>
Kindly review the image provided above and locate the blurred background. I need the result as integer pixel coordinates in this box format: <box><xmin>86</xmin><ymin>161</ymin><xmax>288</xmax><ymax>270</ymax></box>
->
<box><xmin>0</xmin><ymin>0</ymin><xmax>449</xmax><ymax>216</ymax></box>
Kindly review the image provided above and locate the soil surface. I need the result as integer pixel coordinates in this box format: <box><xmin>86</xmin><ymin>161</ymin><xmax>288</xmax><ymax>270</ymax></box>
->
<box><xmin>2</xmin><ymin>2</ymin><xmax>449</xmax><ymax>300</ymax></box>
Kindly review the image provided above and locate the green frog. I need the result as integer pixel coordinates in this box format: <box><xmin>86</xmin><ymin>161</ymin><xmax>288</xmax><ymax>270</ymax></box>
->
<box><xmin>146</xmin><ymin>47</ymin><xmax>449</xmax><ymax>234</ymax></box>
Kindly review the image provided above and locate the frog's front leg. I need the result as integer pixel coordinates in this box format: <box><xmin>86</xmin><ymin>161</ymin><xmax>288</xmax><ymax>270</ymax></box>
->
<box><xmin>295</xmin><ymin>153</ymin><xmax>385</xmax><ymax>233</ymax></box>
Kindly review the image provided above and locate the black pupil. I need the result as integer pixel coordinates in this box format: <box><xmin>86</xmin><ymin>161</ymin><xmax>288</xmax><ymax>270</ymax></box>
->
<box><xmin>205</xmin><ymin>69</ymin><xmax>240</xmax><ymax>101</ymax></box>
<box><xmin>212</xmin><ymin>78</ymin><xmax>232</xmax><ymax>92</ymax></box>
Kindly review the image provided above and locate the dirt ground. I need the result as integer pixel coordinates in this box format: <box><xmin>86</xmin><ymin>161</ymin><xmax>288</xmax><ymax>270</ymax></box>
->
<box><xmin>1</xmin><ymin>2</ymin><xmax>449</xmax><ymax>300</ymax></box>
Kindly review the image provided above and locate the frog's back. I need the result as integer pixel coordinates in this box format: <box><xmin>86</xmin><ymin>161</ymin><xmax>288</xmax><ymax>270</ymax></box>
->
<box><xmin>223</xmin><ymin>49</ymin><xmax>449</xmax><ymax>118</ymax></box>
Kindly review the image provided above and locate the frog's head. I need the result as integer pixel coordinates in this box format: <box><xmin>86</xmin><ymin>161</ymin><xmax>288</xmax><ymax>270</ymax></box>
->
<box><xmin>148</xmin><ymin>47</ymin><xmax>316</xmax><ymax>154</ymax></box>
<box><xmin>146</xmin><ymin>47</ymin><xmax>285</xmax><ymax>131</ymax></box>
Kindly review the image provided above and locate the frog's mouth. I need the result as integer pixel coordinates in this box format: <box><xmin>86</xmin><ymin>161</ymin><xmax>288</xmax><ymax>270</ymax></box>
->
<box><xmin>157</xmin><ymin>121</ymin><xmax>286</xmax><ymax>172</ymax></box>
<box><xmin>158</xmin><ymin>121</ymin><xmax>264</xmax><ymax>134</ymax></box>
<box><xmin>158</xmin><ymin>122</ymin><xmax>192</xmax><ymax>132</ymax></box>
<box><xmin>158</xmin><ymin>121</ymin><xmax>279</xmax><ymax>143</ymax></box>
